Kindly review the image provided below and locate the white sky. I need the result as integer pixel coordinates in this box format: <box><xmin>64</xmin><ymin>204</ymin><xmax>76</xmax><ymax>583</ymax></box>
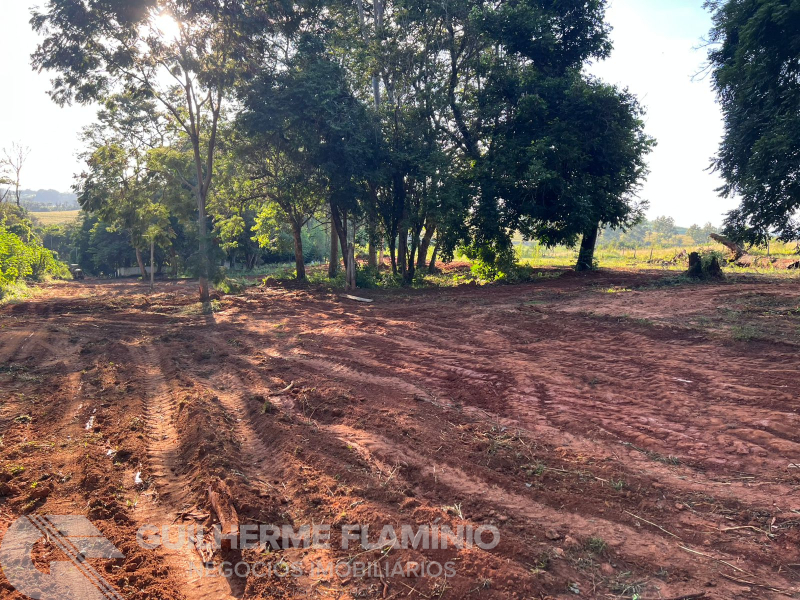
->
<box><xmin>590</xmin><ymin>0</ymin><xmax>734</xmax><ymax>226</ymax></box>
<box><xmin>0</xmin><ymin>1</ymin><xmax>96</xmax><ymax>194</ymax></box>
<box><xmin>0</xmin><ymin>0</ymin><xmax>736</xmax><ymax>226</ymax></box>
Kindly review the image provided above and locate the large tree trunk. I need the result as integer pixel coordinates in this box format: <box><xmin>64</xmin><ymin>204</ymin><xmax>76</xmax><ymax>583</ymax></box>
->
<box><xmin>170</xmin><ymin>247</ymin><xmax>179</xmax><ymax>279</ymax></box>
<box><xmin>417</xmin><ymin>225</ymin><xmax>435</xmax><ymax>269</ymax></box>
<box><xmin>150</xmin><ymin>239</ymin><xmax>155</xmax><ymax>292</ymax></box>
<box><xmin>346</xmin><ymin>243</ymin><xmax>357</xmax><ymax>290</ymax></box>
<box><xmin>576</xmin><ymin>224</ymin><xmax>600</xmax><ymax>272</ymax></box>
<box><xmin>398</xmin><ymin>224</ymin><xmax>408</xmax><ymax>279</ymax></box>
<box><xmin>331</xmin><ymin>207</ymin><xmax>350</xmax><ymax>268</ymax></box>
<box><xmin>328</xmin><ymin>216</ymin><xmax>339</xmax><ymax>277</ymax></box>
<box><xmin>404</xmin><ymin>246</ymin><xmax>416</xmax><ymax>284</ymax></box>
<box><xmin>292</xmin><ymin>222</ymin><xmax>306</xmax><ymax>282</ymax></box>
<box><xmin>135</xmin><ymin>247</ymin><xmax>147</xmax><ymax>280</ymax></box>
<box><xmin>196</xmin><ymin>190</ymin><xmax>211</xmax><ymax>303</ymax></box>
<box><xmin>330</xmin><ymin>203</ymin><xmax>354</xmax><ymax>287</ymax></box>
<box><xmin>405</xmin><ymin>224</ymin><xmax>423</xmax><ymax>284</ymax></box>
<box><xmin>428</xmin><ymin>243</ymin><xmax>439</xmax><ymax>273</ymax></box>
<box><xmin>367</xmin><ymin>217</ymin><xmax>378</xmax><ymax>269</ymax></box>
<box><xmin>389</xmin><ymin>236</ymin><xmax>397</xmax><ymax>275</ymax></box>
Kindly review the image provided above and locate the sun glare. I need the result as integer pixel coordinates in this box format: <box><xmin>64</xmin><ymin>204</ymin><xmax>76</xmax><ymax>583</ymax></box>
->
<box><xmin>152</xmin><ymin>11</ymin><xmax>181</xmax><ymax>42</ymax></box>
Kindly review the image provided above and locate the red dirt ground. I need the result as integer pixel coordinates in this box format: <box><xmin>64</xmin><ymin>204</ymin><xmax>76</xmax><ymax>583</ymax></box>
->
<box><xmin>1</xmin><ymin>269</ymin><xmax>800</xmax><ymax>599</ymax></box>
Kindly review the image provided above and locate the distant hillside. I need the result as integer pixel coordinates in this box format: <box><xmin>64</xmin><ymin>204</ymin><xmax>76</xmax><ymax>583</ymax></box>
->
<box><xmin>18</xmin><ymin>189</ymin><xmax>79</xmax><ymax>211</ymax></box>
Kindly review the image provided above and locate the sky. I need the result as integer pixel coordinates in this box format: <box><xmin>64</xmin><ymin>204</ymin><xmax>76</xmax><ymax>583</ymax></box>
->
<box><xmin>590</xmin><ymin>0</ymin><xmax>734</xmax><ymax>226</ymax></box>
<box><xmin>0</xmin><ymin>1</ymin><xmax>97</xmax><ymax>195</ymax></box>
<box><xmin>0</xmin><ymin>0</ymin><xmax>736</xmax><ymax>226</ymax></box>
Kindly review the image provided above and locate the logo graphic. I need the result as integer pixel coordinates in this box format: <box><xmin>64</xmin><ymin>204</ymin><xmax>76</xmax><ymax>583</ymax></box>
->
<box><xmin>0</xmin><ymin>515</ymin><xmax>124</xmax><ymax>600</ymax></box>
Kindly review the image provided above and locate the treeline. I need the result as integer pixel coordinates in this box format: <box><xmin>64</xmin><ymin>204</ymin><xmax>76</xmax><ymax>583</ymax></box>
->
<box><xmin>18</xmin><ymin>190</ymin><xmax>80</xmax><ymax>212</ymax></box>
<box><xmin>32</xmin><ymin>0</ymin><xmax>654</xmax><ymax>298</ymax></box>
<box><xmin>39</xmin><ymin>213</ymin><xmax>330</xmax><ymax>278</ymax></box>
<box><xmin>598</xmin><ymin>218</ymin><xmax>720</xmax><ymax>249</ymax></box>
<box><xmin>0</xmin><ymin>205</ymin><xmax>70</xmax><ymax>299</ymax></box>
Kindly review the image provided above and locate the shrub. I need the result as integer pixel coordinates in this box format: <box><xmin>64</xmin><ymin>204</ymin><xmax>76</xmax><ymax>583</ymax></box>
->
<box><xmin>0</xmin><ymin>224</ymin><xmax>70</xmax><ymax>297</ymax></box>
<box><xmin>214</xmin><ymin>277</ymin><xmax>248</xmax><ymax>295</ymax></box>
<box><xmin>355</xmin><ymin>266</ymin><xmax>381</xmax><ymax>289</ymax></box>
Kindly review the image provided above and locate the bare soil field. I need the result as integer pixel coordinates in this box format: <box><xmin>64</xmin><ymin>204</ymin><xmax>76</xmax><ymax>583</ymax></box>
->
<box><xmin>1</xmin><ymin>269</ymin><xmax>800</xmax><ymax>599</ymax></box>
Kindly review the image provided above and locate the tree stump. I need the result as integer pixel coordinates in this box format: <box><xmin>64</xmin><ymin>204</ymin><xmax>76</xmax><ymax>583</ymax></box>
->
<box><xmin>706</xmin><ymin>255</ymin><xmax>723</xmax><ymax>278</ymax></box>
<box><xmin>687</xmin><ymin>252</ymin><xmax>703</xmax><ymax>278</ymax></box>
<box><xmin>688</xmin><ymin>252</ymin><xmax>724</xmax><ymax>279</ymax></box>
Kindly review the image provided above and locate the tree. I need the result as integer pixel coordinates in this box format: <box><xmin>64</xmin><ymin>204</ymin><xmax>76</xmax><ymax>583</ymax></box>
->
<box><xmin>240</xmin><ymin>35</ymin><xmax>379</xmax><ymax>285</ymax></box>
<box><xmin>214</xmin><ymin>135</ymin><xmax>327</xmax><ymax>282</ymax></box>
<box><xmin>326</xmin><ymin>0</ymin><xmax>628</xmax><ymax>280</ymax></box>
<box><xmin>652</xmin><ymin>216</ymin><xmax>676</xmax><ymax>240</ymax></box>
<box><xmin>687</xmin><ymin>224</ymin><xmax>705</xmax><ymax>244</ymax></box>
<box><xmin>0</xmin><ymin>176</ymin><xmax>12</xmax><ymax>204</ymax></box>
<box><xmin>408</xmin><ymin>0</ymin><xmax>647</xmax><ymax>273</ymax></box>
<box><xmin>76</xmin><ymin>97</ymin><xmax>176</xmax><ymax>282</ymax></box>
<box><xmin>539</xmin><ymin>78</ymin><xmax>652</xmax><ymax>271</ymax></box>
<box><xmin>702</xmin><ymin>222</ymin><xmax>720</xmax><ymax>239</ymax></box>
<box><xmin>1</xmin><ymin>142</ymin><xmax>32</xmax><ymax>207</ymax></box>
<box><xmin>705</xmin><ymin>0</ymin><xmax>800</xmax><ymax>244</ymax></box>
<box><xmin>32</xmin><ymin>0</ymin><xmax>270</xmax><ymax>301</ymax></box>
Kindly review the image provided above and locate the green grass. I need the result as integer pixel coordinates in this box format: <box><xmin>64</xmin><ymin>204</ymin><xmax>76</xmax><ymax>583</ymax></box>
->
<box><xmin>0</xmin><ymin>280</ymin><xmax>31</xmax><ymax>304</ymax></box>
<box><xmin>215</xmin><ymin>239</ymin><xmax>798</xmax><ymax>295</ymax></box>
<box><xmin>519</xmin><ymin>240</ymin><xmax>800</xmax><ymax>273</ymax></box>
<box><xmin>585</xmin><ymin>536</ymin><xmax>608</xmax><ymax>554</ymax></box>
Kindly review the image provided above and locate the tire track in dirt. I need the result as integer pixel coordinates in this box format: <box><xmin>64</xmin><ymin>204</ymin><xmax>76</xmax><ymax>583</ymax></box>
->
<box><xmin>185</xmin><ymin>327</ymin><xmax>572</xmax><ymax>598</ymax></box>
<box><xmin>206</xmin><ymin>321</ymin><xmax>800</xmax><ymax>597</ymax></box>
<box><xmin>217</xmin><ymin>295</ymin><xmax>800</xmax><ymax>598</ymax></box>
<box><xmin>7</xmin><ymin>276</ymin><xmax>798</xmax><ymax>598</ymax></box>
<box><xmin>287</xmin><ymin>314</ymin><xmax>800</xmax><ymax>511</ymax></box>
<box><xmin>0</xmin><ymin>329</ymin><xmax>51</xmax><ymax>430</ymax></box>
<box><xmin>262</xmin><ymin>348</ymin><xmax>443</xmax><ymax>406</ymax></box>
<box><xmin>197</xmin><ymin>369</ymin><xmax>284</xmax><ymax>489</ymax></box>
<box><xmin>241</xmin><ymin>306</ymin><xmax>795</xmax><ymax>514</ymax></box>
<box><xmin>191</xmin><ymin>370</ymin><xmax>363</xmax><ymax>600</ymax></box>
<box><xmin>130</xmin><ymin>343</ymin><xmax>239</xmax><ymax>600</ymax></box>
<box><xmin>318</xmin><ymin>424</ymin><xmax>799</xmax><ymax>598</ymax></box>
<box><xmin>0</xmin><ymin>329</ymin><xmax>36</xmax><ymax>364</ymax></box>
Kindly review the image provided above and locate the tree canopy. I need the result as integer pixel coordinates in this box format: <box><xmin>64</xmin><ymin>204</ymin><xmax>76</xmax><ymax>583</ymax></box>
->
<box><xmin>32</xmin><ymin>0</ymin><xmax>654</xmax><ymax>287</ymax></box>
<box><xmin>705</xmin><ymin>0</ymin><xmax>800</xmax><ymax>245</ymax></box>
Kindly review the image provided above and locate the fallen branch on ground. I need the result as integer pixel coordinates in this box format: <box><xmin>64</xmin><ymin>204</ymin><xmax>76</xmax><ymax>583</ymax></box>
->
<box><xmin>208</xmin><ymin>479</ymin><xmax>239</xmax><ymax>547</ymax></box>
<box><xmin>624</xmin><ymin>510</ymin><xmax>682</xmax><ymax>540</ymax></box>
<box><xmin>341</xmin><ymin>294</ymin><xmax>374</xmax><ymax>303</ymax></box>
<box><xmin>270</xmin><ymin>381</ymin><xmax>294</xmax><ymax>396</ymax></box>
<box><xmin>677</xmin><ymin>545</ymin><xmax>752</xmax><ymax>576</ymax></box>
<box><xmin>719</xmin><ymin>573</ymin><xmax>796</xmax><ymax>595</ymax></box>
<box><xmin>720</xmin><ymin>525</ymin><xmax>773</xmax><ymax>538</ymax></box>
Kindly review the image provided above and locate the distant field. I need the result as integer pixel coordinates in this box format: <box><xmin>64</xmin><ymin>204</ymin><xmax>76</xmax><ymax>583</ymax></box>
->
<box><xmin>518</xmin><ymin>240</ymin><xmax>800</xmax><ymax>273</ymax></box>
<box><xmin>31</xmin><ymin>210</ymin><xmax>81</xmax><ymax>225</ymax></box>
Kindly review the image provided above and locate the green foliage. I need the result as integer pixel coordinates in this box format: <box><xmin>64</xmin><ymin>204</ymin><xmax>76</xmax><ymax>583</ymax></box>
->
<box><xmin>706</xmin><ymin>0</ymin><xmax>800</xmax><ymax>243</ymax></box>
<box><xmin>467</xmin><ymin>246</ymin><xmax>539</xmax><ymax>283</ymax></box>
<box><xmin>652</xmin><ymin>216</ymin><xmax>676</xmax><ymax>239</ymax></box>
<box><xmin>0</xmin><ymin>221</ymin><xmax>69</xmax><ymax>299</ymax></box>
<box><xmin>354</xmin><ymin>266</ymin><xmax>381</xmax><ymax>289</ymax></box>
<box><xmin>586</xmin><ymin>536</ymin><xmax>608</xmax><ymax>554</ymax></box>
<box><xmin>30</xmin><ymin>0</ymin><xmax>657</xmax><ymax>290</ymax></box>
<box><xmin>701</xmin><ymin>249</ymin><xmax>726</xmax><ymax>271</ymax></box>
<box><xmin>214</xmin><ymin>277</ymin><xmax>249</xmax><ymax>295</ymax></box>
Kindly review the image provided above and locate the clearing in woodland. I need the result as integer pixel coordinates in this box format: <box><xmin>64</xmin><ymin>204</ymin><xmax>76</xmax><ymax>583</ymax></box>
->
<box><xmin>1</xmin><ymin>268</ymin><xmax>799</xmax><ymax>599</ymax></box>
